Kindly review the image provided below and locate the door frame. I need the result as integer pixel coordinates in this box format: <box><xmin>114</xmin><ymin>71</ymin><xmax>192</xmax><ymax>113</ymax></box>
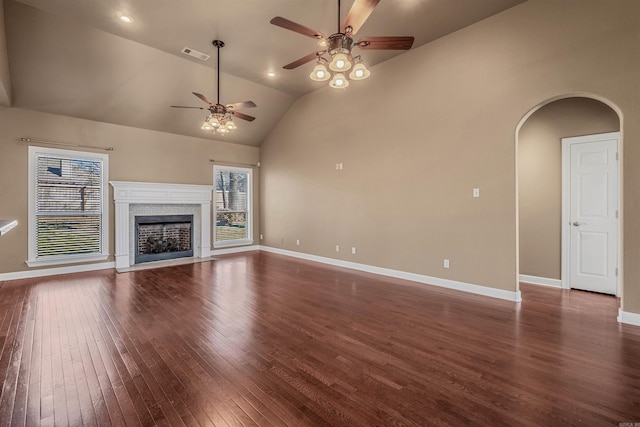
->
<box><xmin>561</xmin><ymin>131</ymin><xmax>621</xmax><ymax>295</ymax></box>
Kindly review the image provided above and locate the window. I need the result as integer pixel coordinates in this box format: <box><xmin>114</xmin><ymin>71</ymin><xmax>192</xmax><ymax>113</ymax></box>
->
<box><xmin>27</xmin><ymin>146</ymin><xmax>109</xmax><ymax>266</ymax></box>
<box><xmin>213</xmin><ymin>165</ymin><xmax>252</xmax><ymax>247</ymax></box>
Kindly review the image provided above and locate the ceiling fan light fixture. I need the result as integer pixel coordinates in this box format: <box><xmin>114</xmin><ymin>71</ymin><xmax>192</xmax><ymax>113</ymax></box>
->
<box><xmin>329</xmin><ymin>72</ymin><xmax>349</xmax><ymax>89</ymax></box>
<box><xmin>349</xmin><ymin>58</ymin><xmax>370</xmax><ymax>80</ymax></box>
<box><xmin>310</xmin><ymin>59</ymin><xmax>330</xmax><ymax>81</ymax></box>
<box><xmin>217</xmin><ymin>126</ymin><xmax>230</xmax><ymax>134</ymax></box>
<box><xmin>201</xmin><ymin>120</ymin><xmax>214</xmax><ymax>131</ymax></box>
<box><xmin>226</xmin><ymin>119</ymin><xmax>237</xmax><ymax>130</ymax></box>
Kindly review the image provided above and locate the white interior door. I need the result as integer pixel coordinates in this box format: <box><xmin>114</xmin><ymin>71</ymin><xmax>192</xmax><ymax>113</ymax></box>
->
<box><xmin>563</xmin><ymin>132</ymin><xmax>619</xmax><ymax>295</ymax></box>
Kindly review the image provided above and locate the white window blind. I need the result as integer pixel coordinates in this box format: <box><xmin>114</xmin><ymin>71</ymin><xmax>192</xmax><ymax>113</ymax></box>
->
<box><xmin>28</xmin><ymin>146</ymin><xmax>109</xmax><ymax>266</ymax></box>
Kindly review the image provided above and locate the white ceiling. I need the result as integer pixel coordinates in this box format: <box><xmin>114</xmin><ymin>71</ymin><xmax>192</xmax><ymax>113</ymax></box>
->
<box><xmin>3</xmin><ymin>0</ymin><xmax>525</xmax><ymax>146</ymax></box>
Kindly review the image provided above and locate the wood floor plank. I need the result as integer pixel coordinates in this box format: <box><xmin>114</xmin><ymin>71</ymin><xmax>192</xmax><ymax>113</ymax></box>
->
<box><xmin>26</xmin><ymin>289</ymin><xmax>43</xmax><ymax>426</ymax></box>
<box><xmin>0</xmin><ymin>287</ymin><xmax>28</xmax><ymax>426</ymax></box>
<box><xmin>11</xmin><ymin>292</ymin><xmax>36</xmax><ymax>427</ymax></box>
<box><xmin>0</xmin><ymin>251</ymin><xmax>639</xmax><ymax>426</ymax></box>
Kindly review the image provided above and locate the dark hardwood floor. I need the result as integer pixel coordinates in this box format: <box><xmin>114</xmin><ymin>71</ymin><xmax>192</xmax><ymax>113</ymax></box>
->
<box><xmin>0</xmin><ymin>251</ymin><xmax>639</xmax><ymax>426</ymax></box>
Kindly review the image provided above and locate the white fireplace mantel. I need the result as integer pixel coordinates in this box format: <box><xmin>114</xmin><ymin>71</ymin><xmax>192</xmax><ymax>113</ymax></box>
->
<box><xmin>110</xmin><ymin>181</ymin><xmax>214</xmax><ymax>270</ymax></box>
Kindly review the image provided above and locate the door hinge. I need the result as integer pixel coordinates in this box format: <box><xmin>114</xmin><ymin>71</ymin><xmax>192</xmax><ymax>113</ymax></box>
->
<box><xmin>616</xmin><ymin>152</ymin><xmax>619</xmax><ymax>161</ymax></box>
<box><xmin>616</xmin><ymin>210</ymin><xmax>619</xmax><ymax>219</ymax></box>
<box><xmin>615</xmin><ymin>268</ymin><xmax>619</xmax><ymax>277</ymax></box>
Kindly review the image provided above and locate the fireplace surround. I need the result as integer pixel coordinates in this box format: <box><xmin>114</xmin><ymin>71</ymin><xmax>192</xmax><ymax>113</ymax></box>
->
<box><xmin>110</xmin><ymin>181</ymin><xmax>214</xmax><ymax>270</ymax></box>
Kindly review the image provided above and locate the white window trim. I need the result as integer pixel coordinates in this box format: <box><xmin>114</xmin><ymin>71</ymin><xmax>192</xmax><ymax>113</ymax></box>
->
<box><xmin>27</xmin><ymin>146</ymin><xmax>110</xmax><ymax>267</ymax></box>
<box><xmin>213</xmin><ymin>165</ymin><xmax>253</xmax><ymax>248</ymax></box>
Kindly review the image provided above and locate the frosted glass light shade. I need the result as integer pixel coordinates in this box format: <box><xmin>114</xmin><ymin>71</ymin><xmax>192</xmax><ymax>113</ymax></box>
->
<box><xmin>349</xmin><ymin>62</ymin><xmax>370</xmax><ymax>80</ymax></box>
<box><xmin>329</xmin><ymin>73</ymin><xmax>349</xmax><ymax>89</ymax></box>
<box><xmin>310</xmin><ymin>62</ymin><xmax>330</xmax><ymax>81</ymax></box>
<box><xmin>329</xmin><ymin>52</ymin><xmax>351</xmax><ymax>71</ymax></box>
<box><xmin>201</xmin><ymin>114</ymin><xmax>216</xmax><ymax>130</ymax></box>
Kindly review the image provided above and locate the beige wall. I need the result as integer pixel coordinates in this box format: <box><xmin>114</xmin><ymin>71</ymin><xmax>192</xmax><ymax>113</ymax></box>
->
<box><xmin>0</xmin><ymin>0</ymin><xmax>11</xmax><ymax>106</ymax></box>
<box><xmin>0</xmin><ymin>107</ymin><xmax>260</xmax><ymax>273</ymax></box>
<box><xmin>260</xmin><ymin>0</ymin><xmax>640</xmax><ymax>313</ymax></box>
<box><xmin>518</xmin><ymin>98</ymin><xmax>619</xmax><ymax>280</ymax></box>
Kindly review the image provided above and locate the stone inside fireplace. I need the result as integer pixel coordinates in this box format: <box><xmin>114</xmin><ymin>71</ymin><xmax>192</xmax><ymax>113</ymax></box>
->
<box><xmin>135</xmin><ymin>214</ymin><xmax>194</xmax><ymax>264</ymax></box>
<box><xmin>129</xmin><ymin>203</ymin><xmax>202</xmax><ymax>267</ymax></box>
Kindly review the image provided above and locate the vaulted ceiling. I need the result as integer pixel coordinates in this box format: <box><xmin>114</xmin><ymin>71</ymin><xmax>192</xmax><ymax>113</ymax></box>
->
<box><xmin>2</xmin><ymin>0</ymin><xmax>525</xmax><ymax>146</ymax></box>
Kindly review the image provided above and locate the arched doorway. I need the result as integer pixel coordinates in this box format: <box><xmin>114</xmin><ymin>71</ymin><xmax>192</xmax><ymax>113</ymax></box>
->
<box><xmin>515</xmin><ymin>95</ymin><xmax>623</xmax><ymax>302</ymax></box>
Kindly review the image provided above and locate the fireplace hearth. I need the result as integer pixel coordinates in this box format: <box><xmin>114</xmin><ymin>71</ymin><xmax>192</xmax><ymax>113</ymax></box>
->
<box><xmin>135</xmin><ymin>215</ymin><xmax>193</xmax><ymax>264</ymax></box>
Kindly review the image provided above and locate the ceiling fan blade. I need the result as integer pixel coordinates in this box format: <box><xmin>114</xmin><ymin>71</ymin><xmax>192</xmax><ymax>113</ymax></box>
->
<box><xmin>170</xmin><ymin>105</ymin><xmax>206</xmax><ymax>109</ymax></box>
<box><xmin>226</xmin><ymin>101</ymin><xmax>257</xmax><ymax>110</ymax></box>
<box><xmin>192</xmin><ymin>92</ymin><xmax>215</xmax><ymax>105</ymax></box>
<box><xmin>270</xmin><ymin>16</ymin><xmax>324</xmax><ymax>39</ymax></box>
<box><xmin>341</xmin><ymin>0</ymin><xmax>380</xmax><ymax>35</ymax></box>
<box><xmin>283</xmin><ymin>51</ymin><xmax>323</xmax><ymax>70</ymax></box>
<box><xmin>231</xmin><ymin>111</ymin><xmax>256</xmax><ymax>122</ymax></box>
<box><xmin>357</xmin><ymin>36</ymin><xmax>414</xmax><ymax>50</ymax></box>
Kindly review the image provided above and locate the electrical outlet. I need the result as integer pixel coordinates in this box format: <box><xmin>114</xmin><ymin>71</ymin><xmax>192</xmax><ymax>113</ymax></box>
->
<box><xmin>352</xmin><ymin>247</ymin><xmax>356</xmax><ymax>255</ymax></box>
<box><xmin>473</xmin><ymin>188</ymin><xmax>480</xmax><ymax>198</ymax></box>
<box><xmin>444</xmin><ymin>259</ymin><xmax>450</xmax><ymax>269</ymax></box>
<box><xmin>336</xmin><ymin>245</ymin><xmax>340</xmax><ymax>252</ymax></box>
<box><xmin>260</xmin><ymin>234</ymin><xmax>263</xmax><ymax>240</ymax></box>
<box><xmin>296</xmin><ymin>239</ymin><xmax>300</xmax><ymax>246</ymax></box>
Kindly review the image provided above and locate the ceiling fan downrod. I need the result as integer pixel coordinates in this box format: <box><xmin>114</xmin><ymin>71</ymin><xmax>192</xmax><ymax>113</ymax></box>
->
<box><xmin>212</xmin><ymin>39</ymin><xmax>225</xmax><ymax>105</ymax></box>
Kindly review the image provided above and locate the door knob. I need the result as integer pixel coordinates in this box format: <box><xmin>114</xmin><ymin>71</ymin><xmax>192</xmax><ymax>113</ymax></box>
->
<box><xmin>572</xmin><ymin>221</ymin><xmax>585</xmax><ymax>226</ymax></box>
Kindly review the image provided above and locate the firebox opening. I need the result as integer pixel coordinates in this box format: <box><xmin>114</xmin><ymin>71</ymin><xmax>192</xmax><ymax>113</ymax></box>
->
<box><xmin>134</xmin><ymin>215</ymin><xmax>194</xmax><ymax>264</ymax></box>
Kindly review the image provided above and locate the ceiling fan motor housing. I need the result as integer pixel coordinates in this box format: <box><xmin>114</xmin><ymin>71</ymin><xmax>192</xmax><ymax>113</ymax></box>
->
<box><xmin>328</xmin><ymin>33</ymin><xmax>354</xmax><ymax>57</ymax></box>
<box><xmin>210</xmin><ymin>104</ymin><xmax>227</xmax><ymax>115</ymax></box>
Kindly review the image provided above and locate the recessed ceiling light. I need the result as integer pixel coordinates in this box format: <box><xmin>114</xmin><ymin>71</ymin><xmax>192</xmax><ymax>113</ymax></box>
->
<box><xmin>267</xmin><ymin>72</ymin><xmax>276</xmax><ymax>77</ymax></box>
<box><xmin>118</xmin><ymin>14</ymin><xmax>133</xmax><ymax>23</ymax></box>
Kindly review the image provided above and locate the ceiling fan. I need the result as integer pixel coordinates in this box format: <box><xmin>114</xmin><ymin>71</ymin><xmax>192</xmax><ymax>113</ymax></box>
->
<box><xmin>271</xmin><ymin>0</ymin><xmax>414</xmax><ymax>88</ymax></box>
<box><xmin>171</xmin><ymin>40</ymin><xmax>256</xmax><ymax>134</ymax></box>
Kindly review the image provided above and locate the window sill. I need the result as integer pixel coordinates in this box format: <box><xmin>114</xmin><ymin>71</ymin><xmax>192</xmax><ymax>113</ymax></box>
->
<box><xmin>213</xmin><ymin>239</ymin><xmax>254</xmax><ymax>249</ymax></box>
<box><xmin>26</xmin><ymin>254</ymin><xmax>109</xmax><ymax>268</ymax></box>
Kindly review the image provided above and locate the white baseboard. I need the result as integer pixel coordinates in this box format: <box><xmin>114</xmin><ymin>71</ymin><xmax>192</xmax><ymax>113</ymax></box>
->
<box><xmin>0</xmin><ymin>261</ymin><xmax>115</xmax><ymax>281</ymax></box>
<box><xmin>0</xmin><ymin>245</ymin><xmax>260</xmax><ymax>281</ymax></box>
<box><xmin>519</xmin><ymin>274</ymin><xmax>562</xmax><ymax>288</ymax></box>
<box><xmin>260</xmin><ymin>246</ymin><xmax>521</xmax><ymax>302</ymax></box>
<box><xmin>212</xmin><ymin>245</ymin><xmax>260</xmax><ymax>256</ymax></box>
<box><xmin>618</xmin><ymin>308</ymin><xmax>640</xmax><ymax>327</ymax></box>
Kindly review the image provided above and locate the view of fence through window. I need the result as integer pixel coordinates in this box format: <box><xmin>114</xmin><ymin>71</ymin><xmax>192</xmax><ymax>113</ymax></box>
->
<box><xmin>36</xmin><ymin>155</ymin><xmax>103</xmax><ymax>257</ymax></box>
<box><xmin>215</xmin><ymin>169</ymin><xmax>249</xmax><ymax>242</ymax></box>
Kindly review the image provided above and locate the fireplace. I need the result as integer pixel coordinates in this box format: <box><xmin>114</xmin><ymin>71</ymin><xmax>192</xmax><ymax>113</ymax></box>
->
<box><xmin>135</xmin><ymin>215</ymin><xmax>194</xmax><ymax>264</ymax></box>
<box><xmin>110</xmin><ymin>181</ymin><xmax>214</xmax><ymax>270</ymax></box>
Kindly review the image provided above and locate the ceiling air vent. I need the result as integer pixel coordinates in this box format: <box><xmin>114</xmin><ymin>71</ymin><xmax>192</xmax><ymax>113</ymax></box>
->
<box><xmin>181</xmin><ymin>47</ymin><xmax>210</xmax><ymax>61</ymax></box>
